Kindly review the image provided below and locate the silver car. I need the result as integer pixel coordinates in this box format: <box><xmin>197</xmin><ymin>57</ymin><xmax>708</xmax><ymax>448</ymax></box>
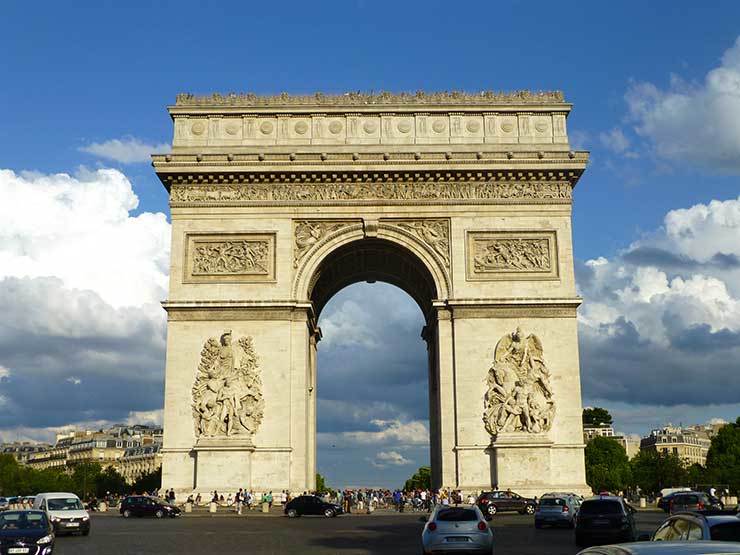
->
<box><xmin>421</xmin><ymin>505</ymin><xmax>493</xmax><ymax>554</ymax></box>
<box><xmin>577</xmin><ymin>541</ymin><xmax>740</xmax><ymax>554</ymax></box>
<box><xmin>535</xmin><ymin>494</ymin><xmax>579</xmax><ymax>528</ymax></box>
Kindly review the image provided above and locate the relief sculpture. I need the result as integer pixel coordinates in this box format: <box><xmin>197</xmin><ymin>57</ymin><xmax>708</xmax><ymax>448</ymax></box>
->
<box><xmin>294</xmin><ymin>220</ymin><xmax>354</xmax><ymax>268</ymax></box>
<box><xmin>192</xmin><ymin>331</ymin><xmax>265</xmax><ymax>438</ymax></box>
<box><xmin>473</xmin><ymin>238</ymin><xmax>550</xmax><ymax>273</ymax></box>
<box><xmin>393</xmin><ymin>219</ymin><xmax>450</xmax><ymax>268</ymax></box>
<box><xmin>483</xmin><ymin>328</ymin><xmax>555</xmax><ymax>437</ymax></box>
<box><xmin>192</xmin><ymin>240</ymin><xmax>270</xmax><ymax>275</ymax></box>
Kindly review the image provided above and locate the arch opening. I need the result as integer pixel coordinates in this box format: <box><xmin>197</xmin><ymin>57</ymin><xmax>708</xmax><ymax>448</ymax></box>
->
<box><xmin>308</xmin><ymin>238</ymin><xmax>439</xmax><ymax>322</ymax></box>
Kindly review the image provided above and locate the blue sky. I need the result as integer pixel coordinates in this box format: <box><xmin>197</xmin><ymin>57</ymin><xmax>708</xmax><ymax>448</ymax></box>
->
<box><xmin>1</xmin><ymin>2</ymin><xmax>740</xmax><ymax>488</ymax></box>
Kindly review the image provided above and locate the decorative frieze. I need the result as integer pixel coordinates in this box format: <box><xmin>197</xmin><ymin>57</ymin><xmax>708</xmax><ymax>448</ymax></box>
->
<box><xmin>483</xmin><ymin>328</ymin><xmax>555</xmax><ymax>437</ymax></box>
<box><xmin>466</xmin><ymin>231</ymin><xmax>558</xmax><ymax>281</ymax></box>
<box><xmin>294</xmin><ymin>220</ymin><xmax>356</xmax><ymax>268</ymax></box>
<box><xmin>171</xmin><ymin>181</ymin><xmax>572</xmax><ymax>206</ymax></box>
<box><xmin>175</xmin><ymin>90</ymin><xmax>566</xmax><ymax>107</ymax></box>
<box><xmin>185</xmin><ymin>233</ymin><xmax>276</xmax><ymax>283</ymax></box>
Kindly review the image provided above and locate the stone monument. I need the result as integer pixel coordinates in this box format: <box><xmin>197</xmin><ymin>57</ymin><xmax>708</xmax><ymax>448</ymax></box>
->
<box><xmin>153</xmin><ymin>90</ymin><xmax>591</xmax><ymax>497</ymax></box>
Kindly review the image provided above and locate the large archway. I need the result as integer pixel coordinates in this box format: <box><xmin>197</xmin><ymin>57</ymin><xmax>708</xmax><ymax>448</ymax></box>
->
<box><xmin>156</xmin><ymin>90</ymin><xmax>591</xmax><ymax>499</ymax></box>
<box><xmin>306</xmin><ymin>237</ymin><xmax>443</xmax><ymax>488</ymax></box>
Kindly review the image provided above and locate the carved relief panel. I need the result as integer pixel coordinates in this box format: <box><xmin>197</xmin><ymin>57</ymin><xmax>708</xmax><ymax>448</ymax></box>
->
<box><xmin>466</xmin><ymin>230</ymin><xmax>558</xmax><ymax>281</ymax></box>
<box><xmin>293</xmin><ymin>220</ymin><xmax>358</xmax><ymax>268</ymax></box>
<box><xmin>483</xmin><ymin>328</ymin><xmax>555</xmax><ymax>437</ymax></box>
<box><xmin>382</xmin><ymin>218</ymin><xmax>451</xmax><ymax>269</ymax></box>
<box><xmin>184</xmin><ymin>233</ymin><xmax>276</xmax><ymax>283</ymax></box>
<box><xmin>192</xmin><ymin>330</ymin><xmax>265</xmax><ymax>439</ymax></box>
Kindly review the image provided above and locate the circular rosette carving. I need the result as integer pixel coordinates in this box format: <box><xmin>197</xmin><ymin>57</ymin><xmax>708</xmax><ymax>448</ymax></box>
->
<box><xmin>191</xmin><ymin>331</ymin><xmax>265</xmax><ymax>438</ymax></box>
<box><xmin>483</xmin><ymin>327</ymin><xmax>555</xmax><ymax>437</ymax></box>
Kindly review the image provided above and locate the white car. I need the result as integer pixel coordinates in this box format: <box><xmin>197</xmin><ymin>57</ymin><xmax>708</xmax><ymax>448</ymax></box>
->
<box><xmin>33</xmin><ymin>492</ymin><xmax>90</xmax><ymax>536</ymax></box>
<box><xmin>421</xmin><ymin>505</ymin><xmax>493</xmax><ymax>554</ymax></box>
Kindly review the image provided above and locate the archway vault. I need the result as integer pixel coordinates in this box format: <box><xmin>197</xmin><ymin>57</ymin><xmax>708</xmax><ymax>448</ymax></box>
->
<box><xmin>294</xmin><ymin>221</ymin><xmax>451</xmax><ymax>321</ymax></box>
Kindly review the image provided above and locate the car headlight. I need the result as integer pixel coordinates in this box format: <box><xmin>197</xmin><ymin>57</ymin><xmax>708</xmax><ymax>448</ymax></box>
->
<box><xmin>37</xmin><ymin>534</ymin><xmax>54</xmax><ymax>545</ymax></box>
<box><xmin>82</xmin><ymin>515</ymin><xmax>90</xmax><ymax>520</ymax></box>
<box><xmin>51</xmin><ymin>517</ymin><xmax>60</xmax><ymax>522</ymax></box>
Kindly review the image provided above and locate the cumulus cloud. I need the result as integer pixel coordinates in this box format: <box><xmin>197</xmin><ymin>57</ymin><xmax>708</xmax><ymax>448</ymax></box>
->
<box><xmin>599</xmin><ymin>127</ymin><xmax>638</xmax><ymax>158</ymax></box>
<box><xmin>625</xmin><ymin>36</ymin><xmax>740</xmax><ymax>172</ymax></box>
<box><xmin>579</xmin><ymin>195</ymin><xmax>740</xmax><ymax>411</ymax></box>
<box><xmin>371</xmin><ymin>450</ymin><xmax>412</xmax><ymax>468</ymax></box>
<box><xmin>0</xmin><ymin>167</ymin><xmax>169</xmax><ymax>436</ymax></box>
<box><xmin>79</xmin><ymin>137</ymin><xmax>169</xmax><ymax>164</ymax></box>
<box><xmin>319</xmin><ymin>419</ymin><xmax>430</xmax><ymax>448</ymax></box>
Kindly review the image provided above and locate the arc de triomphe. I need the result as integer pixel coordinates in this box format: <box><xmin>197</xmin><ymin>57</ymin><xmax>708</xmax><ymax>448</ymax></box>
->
<box><xmin>153</xmin><ymin>91</ymin><xmax>590</xmax><ymax>497</ymax></box>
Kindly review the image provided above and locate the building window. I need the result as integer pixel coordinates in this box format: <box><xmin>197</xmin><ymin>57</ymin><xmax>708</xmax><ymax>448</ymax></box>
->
<box><xmin>672</xmin><ymin>447</ymin><xmax>678</xmax><ymax>455</ymax></box>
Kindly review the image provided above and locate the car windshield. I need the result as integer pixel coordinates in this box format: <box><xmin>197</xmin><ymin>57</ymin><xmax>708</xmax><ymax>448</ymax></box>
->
<box><xmin>0</xmin><ymin>512</ymin><xmax>48</xmax><ymax>530</ymax></box>
<box><xmin>437</xmin><ymin>508</ymin><xmax>478</xmax><ymax>522</ymax></box>
<box><xmin>579</xmin><ymin>500</ymin><xmax>622</xmax><ymax>515</ymax></box>
<box><xmin>540</xmin><ymin>498</ymin><xmax>566</xmax><ymax>506</ymax></box>
<box><xmin>710</xmin><ymin>522</ymin><xmax>740</xmax><ymax>542</ymax></box>
<box><xmin>47</xmin><ymin>498</ymin><xmax>83</xmax><ymax>511</ymax></box>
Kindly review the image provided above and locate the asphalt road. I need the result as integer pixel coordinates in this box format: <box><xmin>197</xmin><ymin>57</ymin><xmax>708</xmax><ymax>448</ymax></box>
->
<box><xmin>53</xmin><ymin>510</ymin><xmax>667</xmax><ymax>555</ymax></box>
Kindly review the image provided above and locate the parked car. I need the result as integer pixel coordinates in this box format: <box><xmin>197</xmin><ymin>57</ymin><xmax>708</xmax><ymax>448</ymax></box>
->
<box><xmin>33</xmin><ymin>492</ymin><xmax>90</xmax><ymax>536</ymax></box>
<box><xmin>421</xmin><ymin>505</ymin><xmax>493</xmax><ymax>554</ymax></box>
<box><xmin>119</xmin><ymin>496</ymin><xmax>181</xmax><ymax>518</ymax></box>
<box><xmin>0</xmin><ymin>498</ymin><xmax>8</xmax><ymax>511</ymax></box>
<box><xmin>535</xmin><ymin>494</ymin><xmax>580</xmax><ymax>528</ymax></box>
<box><xmin>657</xmin><ymin>488</ymin><xmax>692</xmax><ymax>512</ymax></box>
<box><xmin>649</xmin><ymin>511</ymin><xmax>740</xmax><ymax>542</ymax></box>
<box><xmin>476</xmin><ymin>490</ymin><xmax>537</xmax><ymax>517</ymax></box>
<box><xmin>576</xmin><ymin>541</ymin><xmax>740</xmax><ymax>554</ymax></box>
<box><xmin>575</xmin><ymin>495</ymin><xmax>637</xmax><ymax>547</ymax></box>
<box><xmin>669</xmin><ymin>492</ymin><xmax>723</xmax><ymax>514</ymax></box>
<box><xmin>284</xmin><ymin>495</ymin><xmax>343</xmax><ymax>518</ymax></box>
<box><xmin>0</xmin><ymin>510</ymin><xmax>55</xmax><ymax>555</ymax></box>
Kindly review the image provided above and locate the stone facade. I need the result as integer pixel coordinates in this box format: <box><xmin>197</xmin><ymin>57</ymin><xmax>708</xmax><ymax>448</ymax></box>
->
<box><xmin>154</xmin><ymin>91</ymin><xmax>590</xmax><ymax>498</ymax></box>
<box><xmin>640</xmin><ymin>426</ymin><xmax>712</xmax><ymax>466</ymax></box>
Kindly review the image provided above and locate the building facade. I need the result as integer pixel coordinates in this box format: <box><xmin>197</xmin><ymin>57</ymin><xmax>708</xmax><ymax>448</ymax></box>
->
<box><xmin>640</xmin><ymin>426</ymin><xmax>712</xmax><ymax>466</ymax></box>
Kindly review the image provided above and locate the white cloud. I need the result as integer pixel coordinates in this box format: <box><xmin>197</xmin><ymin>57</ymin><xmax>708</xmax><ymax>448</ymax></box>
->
<box><xmin>79</xmin><ymin>137</ymin><xmax>169</xmax><ymax>164</ymax></box>
<box><xmin>126</xmin><ymin>409</ymin><xmax>163</xmax><ymax>426</ymax></box>
<box><xmin>626</xmin><ymin>36</ymin><xmax>740</xmax><ymax>172</ymax></box>
<box><xmin>319</xmin><ymin>419</ymin><xmax>430</xmax><ymax>447</ymax></box>
<box><xmin>578</xmin><ymin>195</ymin><xmax>740</xmax><ymax>409</ymax></box>
<box><xmin>0</xmin><ymin>167</ymin><xmax>169</xmax><ymax>436</ymax></box>
<box><xmin>0</xmin><ymin>365</ymin><xmax>9</xmax><ymax>380</ymax></box>
<box><xmin>371</xmin><ymin>450</ymin><xmax>412</xmax><ymax>468</ymax></box>
<box><xmin>0</xmin><ymin>168</ymin><xmax>170</xmax><ymax>308</ymax></box>
<box><xmin>599</xmin><ymin>127</ymin><xmax>638</xmax><ymax>158</ymax></box>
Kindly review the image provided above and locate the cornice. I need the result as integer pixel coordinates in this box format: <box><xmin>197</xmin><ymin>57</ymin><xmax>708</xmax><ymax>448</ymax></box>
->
<box><xmin>173</xmin><ymin>90</ymin><xmax>567</xmax><ymax>109</ymax></box>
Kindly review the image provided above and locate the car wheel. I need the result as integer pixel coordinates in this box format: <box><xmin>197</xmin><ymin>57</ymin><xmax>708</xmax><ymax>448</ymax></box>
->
<box><xmin>525</xmin><ymin>504</ymin><xmax>535</xmax><ymax>515</ymax></box>
<box><xmin>122</xmin><ymin>509</ymin><xmax>132</xmax><ymax>518</ymax></box>
<box><xmin>287</xmin><ymin>509</ymin><xmax>298</xmax><ymax>518</ymax></box>
<box><xmin>155</xmin><ymin>509</ymin><xmax>164</xmax><ymax>519</ymax></box>
<box><xmin>324</xmin><ymin>508</ymin><xmax>335</xmax><ymax>518</ymax></box>
<box><xmin>487</xmin><ymin>504</ymin><xmax>497</xmax><ymax>516</ymax></box>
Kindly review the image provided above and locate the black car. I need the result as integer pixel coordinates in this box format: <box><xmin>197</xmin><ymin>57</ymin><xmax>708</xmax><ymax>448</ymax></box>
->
<box><xmin>284</xmin><ymin>495</ymin><xmax>343</xmax><ymax>518</ymax></box>
<box><xmin>575</xmin><ymin>495</ymin><xmax>638</xmax><ymax>547</ymax></box>
<box><xmin>0</xmin><ymin>510</ymin><xmax>55</xmax><ymax>555</ymax></box>
<box><xmin>476</xmin><ymin>490</ymin><xmax>537</xmax><ymax>517</ymax></box>
<box><xmin>669</xmin><ymin>492</ymin><xmax>723</xmax><ymax>514</ymax></box>
<box><xmin>119</xmin><ymin>496</ymin><xmax>181</xmax><ymax>518</ymax></box>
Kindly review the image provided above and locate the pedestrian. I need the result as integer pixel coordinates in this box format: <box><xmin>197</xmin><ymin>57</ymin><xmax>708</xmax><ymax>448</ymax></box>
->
<box><xmin>267</xmin><ymin>491</ymin><xmax>273</xmax><ymax>509</ymax></box>
<box><xmin>235</xmin><ymin>488</ymin><xmax>243</xmax><ymax>514</ymax></box>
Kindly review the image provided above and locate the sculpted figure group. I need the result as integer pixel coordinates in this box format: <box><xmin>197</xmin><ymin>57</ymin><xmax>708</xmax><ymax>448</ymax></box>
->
<box><xmin>192</xmin><ymin>331</ymin><xmax>265</xmax><ymax>438</ymax></box>
<box><xmin>483</xmin><ymin>327</ymin><xmax>555</xmax><ymax>436</ymax></box>
<box><xmin>474</xmin><ymin>238</ymin><xmax>550</xmax><ymax>273</ymax></box>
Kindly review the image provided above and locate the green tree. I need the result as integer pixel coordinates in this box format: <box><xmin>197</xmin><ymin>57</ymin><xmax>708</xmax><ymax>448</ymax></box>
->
<box><xmin>71</xmin><ymin>462</ymin><xmax>103</xmax><ymax>500</ymax></box>
<box><xmin>686</xmin><ymin>463</ymin><xmax>708</xmax><ymax>490</ymax></box>
<box><xmin>584</xmin><ymin>436</ymin><xmax>631</xmax><ymax>493</ymax></box>
<box><xmin>95</xmin><ymin>466</ymin><xmax>128</xmax><ymax>497</ymax></box>
<box><xmin>404</xmin><ymin>466</ymin><xmax>431</xmax><ymax>491</ymax></box>
<box><xmin>583</xmin><ymin>407</ymin><xmax>613</xmax><ymax>428</ymax></box>
<box><xmin>315</xmin><ymin>473</ymin><xmax>329</xmax><ymax>494</ymax></box>
<box><xmin>131</xmin><ymin>467</ymin><xmax>161</xmax><ymax>495</ymax></box>
<box><xmin>630</xmin><ymin>450</ymin><xmax>687</xmax><ymax>496</ymax></box>
<box><xmin>705</xmin><ymin>417</ymin><xmax>740</xmax><ymax>494</ymax></box>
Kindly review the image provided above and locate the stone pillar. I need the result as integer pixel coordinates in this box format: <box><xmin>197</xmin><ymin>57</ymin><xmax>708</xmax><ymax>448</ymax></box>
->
<box><xmin>434</xmin><ymin>307</ymin><xmax>458</xmax><ymax>488</ymax></box>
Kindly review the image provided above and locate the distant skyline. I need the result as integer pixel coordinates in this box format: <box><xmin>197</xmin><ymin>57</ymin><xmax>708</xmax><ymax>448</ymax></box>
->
<box><xmin>1</xmin><ymin>2</ymin><xmax>740</xmax><ymax>488</ymax></box>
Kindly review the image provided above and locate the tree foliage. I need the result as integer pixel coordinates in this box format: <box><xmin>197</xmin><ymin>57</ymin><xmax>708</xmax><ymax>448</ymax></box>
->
<box><xmin>132</xmin><ymin>468</ymin><xmax>161</xmax><ymax>495</ymax></box>
<box><xmin>404</xmin><ymin>466</ymin><xmax>431</xmax><ymax>491</ymax></box>
<box><xmin>585</xmin><ymin>436</ymin><xmax>631</xmax><ymax>493</ymax></box>
<box><xmin>583</xmin><ymin>407</ymin><xmax>613</xmax><ymax>428</ymax></box>
<box><xmin>315</xmin><ymin>473</ymin><xmax>328</xmax><ymax>494</ymax></box>
<box><xmin>630</xmin><ymin>450</ymin><xmax>687</xmax><ymax>495</ymax></box>
<box><xmin>705</xmin><ymin>417</ymin><xmax>740</xmax><ymax>494</ymax></box>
